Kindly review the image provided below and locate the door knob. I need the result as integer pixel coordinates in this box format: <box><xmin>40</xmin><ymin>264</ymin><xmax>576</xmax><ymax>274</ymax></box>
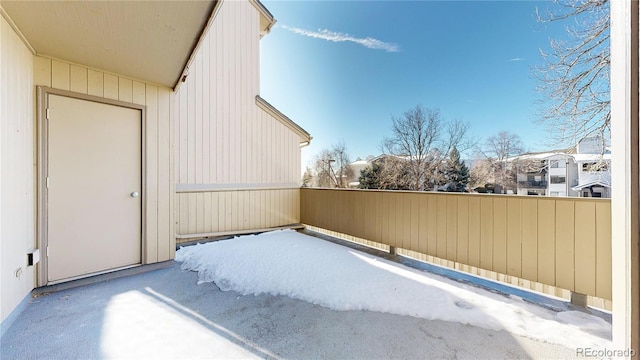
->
<box><xmin>130</xmin><ymin>191</ymin><xmax>139</xmax><ymax>198</ymax></box>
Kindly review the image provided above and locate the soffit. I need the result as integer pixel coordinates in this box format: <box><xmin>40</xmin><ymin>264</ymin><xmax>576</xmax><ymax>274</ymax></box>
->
<box><xmin>1</xmin><ymin>0</ymin><xmax>216</xmax><ymax>88</ymax></box>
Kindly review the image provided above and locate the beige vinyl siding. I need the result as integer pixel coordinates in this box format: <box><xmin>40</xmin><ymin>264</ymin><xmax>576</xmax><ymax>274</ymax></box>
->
<box><xmin>33</xmin><ymin>56</ymin><xmax>175</xmax><ymax>263</ymax></box>
<box><xmin>175</xmin><ymin>188</ymin><xmax>299</xmax><ymax>238</ymax></box>
<box><xmin>1</xmin><ymin>15</ymin><xmax>35</xmax><ymax>324</ymax></box>
<box><xmin>174</xmin><ymin>0</ymin><xmax>301</xmax><ymax>237</ymax></box>
<box><xmin>301</xmin><ymin>189</ymin><xmax>612</xmax><ymax>301</ymax></box>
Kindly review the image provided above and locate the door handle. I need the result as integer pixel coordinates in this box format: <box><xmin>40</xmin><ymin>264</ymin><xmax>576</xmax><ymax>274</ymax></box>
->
<box><xmin>130</xmin><ymin>192</ymin><xmax>139</xmax><ymax>198</ymax></box>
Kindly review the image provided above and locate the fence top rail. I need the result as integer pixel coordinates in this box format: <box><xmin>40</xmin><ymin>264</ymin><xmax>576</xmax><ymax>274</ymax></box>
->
<box><xmin>301</xmin><ymin>187</ymin><xmax>612</xmax><ymax>202</ymax></box>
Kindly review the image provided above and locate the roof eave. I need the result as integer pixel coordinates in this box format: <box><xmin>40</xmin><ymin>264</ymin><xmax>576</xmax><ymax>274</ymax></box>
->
<box><xmin>255</xmin><ymin>95</ymin><xmax>311</xmax><ymax>144</ymax></box>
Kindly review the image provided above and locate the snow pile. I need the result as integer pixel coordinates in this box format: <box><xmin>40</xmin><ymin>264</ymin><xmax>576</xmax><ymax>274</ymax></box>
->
<box><xmin>175</xmin><ymin>229</ymin><xmax>611</xmax><ymax>349</ymax></box>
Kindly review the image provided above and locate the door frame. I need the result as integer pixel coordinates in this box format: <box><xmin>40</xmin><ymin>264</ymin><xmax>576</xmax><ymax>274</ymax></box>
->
<box><xmin>36</xmin><ymin>86</ymin><xmax>147</xmax><ymax>286</ymax></box>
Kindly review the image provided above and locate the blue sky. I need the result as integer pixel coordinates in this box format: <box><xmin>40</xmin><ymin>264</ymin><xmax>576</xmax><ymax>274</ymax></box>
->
<box><xmin>259</xmin><ymin>1</ymin><xmax>568</xmax><ymax>169</ymax></box>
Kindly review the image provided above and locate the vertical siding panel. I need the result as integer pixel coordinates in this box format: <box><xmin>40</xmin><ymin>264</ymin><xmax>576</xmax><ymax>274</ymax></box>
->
<box><xmin>2</xmin><ymin>21</ymin><xmax>35</xmax><ymax>316</ymax></box>
<box><xmin>506</xmin><ymin>198</ymin><xmax>522</xmax><ymax>277</ymax></box>
<box><xmin>575</xmin><ymin>201</ymin><xmax>596</xmax><ymax>295</ymax></box>
<box><xmin>595</xmin><ymin>201</ymin><xmax>612</xmax><ymax>299</ymax></box>
<box><xmin>179</xmin><ymin>194</ymin><xmax>188</xmax><ymax>235</ymax></box>
<box><xmin>426</xmin><ymin>195</ymin><xmax>438</xmax><ymax>255</ymax></box>
<box><xmin>240</xmin><ymin>5</ymin><xmax>248</xmax><ymax>185</ymax></box>
<box><xmin>387</xmin><ymin>193</ymin><xmax>397</xmax><ymax>248</ymax></box>
<box><xmin>87</xmin><ymin>70</ymin><xmax>104</xmax><ymax>97</ymax></box>
<box><xmin>468</xmin><ymin>197</ymin><xmax>481</xmax><ymax>267</ymax></box>
<box><xmin>211</xmin><ymin>192</ymin><xmax>220</xmax><ymax>232</ymax></box>
<box><xmin>537</xmin><ymin>199</ymin><xmax>556</xmax><ymax>286</ymax></box>
<box><xmin>410</xmin><ymin>194</ymin><xmax>420</xmax><ymax>253</ymax></box>
<box><xmin>436</xmin><ymin>195</ymin><xmax>447</xmax><ymax>259</ymax></box>
<box><xmin>179</xmin><ymin>89</ymin><xmax>188</xmax><ymax>184</ymax></box>
<box><xmin>160</xmin><ymin>89</ymin><xmax>174</xmax><ymax>260</ymax></box>
<box><xmin>103</xmin><ymin>74</ymin><xmax>119</xmax><ymax>100</ymax></box>
<box><xmin>400</xmin><ymin>193</ymin><xmax>411</xmax><ymax>249</ymax></box>
<box><xmin>202</xmin><ymin>37</ymin><xmax>211</xmax><ymax>184</ymax></box>
<box><xmin>446</xmin><ymin>196</ymin><xmax>457</xmax><ymax>261</ymax></box>
<box><xmin>203</xmin><ymin>192</ymin><xmax>212</xmax><ymax>232</ymax></box>
<box><xmin>493</xmin><ymin>198</ymin><xmax>507</xmax><ymax>274</ymax></box>
<box><xmin>69</xmin><ymin>65</ymin><xmax>87</xmax><ymax>94</ymax></box>
<box><xmin>208</xmin><ymin>28</ymin><xmax>217</xmax><ymax>184</ymax></box>
<box><xmin>521</xmin><ymin>199</ymin><xmax>538</xmax><ymax>281</ymax></box>
<box><xmin>188</xmin><ymin>193</ymin><xmax>197</xmax><ymax>234</ymax></box>
<box><xmin>555</xmin><ymin>200</ymin><xmax>575</xmax><ymax>291</ymax></box>
<box><xmin>194</xmin><ymin>54</ymin><xmax>203</xmax><ymax>184</ymax></box>
<box><xmin>480</xmin><ymin>197</ymin><xmax>493</xmax><ymax>269</ymax></box>
<box><xmin>226</xmin><ymin>192</ymin><xmax>234</xmax><ymax>230</ymax></box>
<box><xmin>364</xmin><ymin>191</ymin><xmax>374</xmax><ymax>242</ymax></box>
<box><xmin>196</xmin><ymin>192</ymin><xmax>204</xmax><ymax>233</ymax></box>
<box><xmin>132</xmin><ymin>81</ymin><xmax>146</xmax><ymax>105</ymax></box>
<box><xmin>118</xmin><ymin>78</ymin><xmax>133</xmax><ymax>102</ymax></box>
<box><xmin>33</xmin><ymin>56</ymin><xmax>52</xmax><ymax>87</ymax></box>
<box><xmin>145</xmin><ymin>85</ymin><xmax>159</xmax><ymax>263</ymax></box>
<box><xmin>51</xmin><ymin>60</ymin><xmax>70</xmax><ymax>90</ymax></box>
<box><xmin>457</xmin><ymin>197</ymin><xmax>469</xmax><ymax>264</ymax></box>
<box><xmin>294</xmin><ymin>188</ymin><xmax>301</xmax><ymax>223</ymax></box>
<box><xmin>187</xmin><ymin>68</ymin><xmax>196</xmax><ymax>183</ymax></box>
<box><xmin>354</xmin><ymin>192</ymin><xmax>365</xmax><ymax>240</ymax></box>
<box><xmin>244</xmin><ymin>191</ymin><xmax>252</xmax><ymax>229</ymax></box>
<box><xmin>418</xmin><ymin>195</ymin><xmax>429</xmax><ymax>254</ymax></box>
<box><xmin>380</xmin><ymin>192</ymin><xmax>390</xmax><ymax>246</ymax></box>
<box><xmin>216</xmin><ymin>17</ymin><xmax>224</xmax><ymax>184</ymax></box>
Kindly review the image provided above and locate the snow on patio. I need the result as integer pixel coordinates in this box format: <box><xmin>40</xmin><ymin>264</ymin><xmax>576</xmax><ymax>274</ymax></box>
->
<box><xmin>175</xmin><ymin>229</ymin><xmax>611</xmax><ymax>350</ymax></box>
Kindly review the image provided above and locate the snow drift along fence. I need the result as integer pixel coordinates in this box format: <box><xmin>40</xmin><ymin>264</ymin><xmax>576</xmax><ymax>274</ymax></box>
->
<box><xmin>300</xmin><ymin>188</ymin><xmax>612</xmax><ymax>300</ymax></box>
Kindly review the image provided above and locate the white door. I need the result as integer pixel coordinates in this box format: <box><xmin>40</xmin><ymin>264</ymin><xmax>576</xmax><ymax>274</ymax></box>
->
<box><xmin>47</xmin><ymin>94</ymin><xmax>142</xmax><ymax>283</ymax></box>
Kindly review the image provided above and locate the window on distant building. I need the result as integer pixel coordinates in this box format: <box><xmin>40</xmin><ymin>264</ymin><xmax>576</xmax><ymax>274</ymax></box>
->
<box><xmin>550</xmin><ymin>175</ymin><xmax>566</xmax><ymax>184</ymax></box>
<box><xmin>582</xmin><ymin>162</ymin><xmax>608</xmax><ymax>171</ymax></box>
<box><xmin>550</xmin><ymin>160</ymin><xmax>566</xmax><ymax>168</ymax></box>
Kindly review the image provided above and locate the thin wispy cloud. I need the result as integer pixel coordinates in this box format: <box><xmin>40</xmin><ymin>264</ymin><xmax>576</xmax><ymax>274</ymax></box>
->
<box><xmin>280</xmin><ymin>24</ymin><xmax>400</xmax><ymax>53</ymax></box>
<box><xmin>508</xmin><ymin>57</ymin><xmax>525</xmax><ymax>62</ymax></box>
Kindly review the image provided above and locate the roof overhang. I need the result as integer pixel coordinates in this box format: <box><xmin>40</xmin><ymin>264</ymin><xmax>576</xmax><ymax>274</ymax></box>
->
<box><xmin>572</xmin><ymin>180</ymin><xmax>612</xmax><ymax>191</ymax></box>
<box><xmin>1</xmin><ymin>0</ymin><xmax>217</xmax><ymax>88</ymax></box>
<box><xmin>255</xmin><ymin>96</ymin><xmax>311</xmax><ymax>144</ymax></box>
<box><xmin>249</xmin><ymin>0</ymin><xmax>276</xmax><ymax>37</ymax></box>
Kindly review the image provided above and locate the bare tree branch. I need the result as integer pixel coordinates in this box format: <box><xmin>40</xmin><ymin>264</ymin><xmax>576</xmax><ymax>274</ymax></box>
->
<box><xmin>535</xmin><ymin>0</ymin><xmax>610</xmax><ymax>148</ymax></box>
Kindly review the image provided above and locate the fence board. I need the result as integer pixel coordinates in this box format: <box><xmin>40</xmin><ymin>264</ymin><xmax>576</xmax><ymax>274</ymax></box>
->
<box><xmin>537</xmin><ymin>200</ymin><xmax>556</xmax><ymax>286</ymax></box>
<box><xmin>299</xmin><ymin>188</ymin><xmax>612</xmax><ymax>300</ymax></box>
<box><xmin>506</xmin><ymin>198</ymin><xmax>522</xmax><ymax>277</ymax></box>
<box><xmin>575</xmin><ymin>201</ymin><xmax>596</xmax><ymax>295</ymax></box>
<box><xmin>555</xmin><ymin>201</ymin><xmax>575</xmax><ymax>291</ymax></box>
<box><xmin>457</xmin><ymin>197</ymin><xmax>469</xmax><ymax>264</ymax></box>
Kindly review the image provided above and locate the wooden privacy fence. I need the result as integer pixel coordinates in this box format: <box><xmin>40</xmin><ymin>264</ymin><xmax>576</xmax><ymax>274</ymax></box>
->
<box><xmin>300</xmin><ymin>188</ymin><xmax>612</xmax><ymax>300</ymax></box>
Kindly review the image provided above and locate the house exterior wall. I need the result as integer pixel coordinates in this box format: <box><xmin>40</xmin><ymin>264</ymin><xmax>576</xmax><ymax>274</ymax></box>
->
<box><xmin>32</xmin><ymin>56</ymin><xmax>176</xmax><ymax>264</ymax></box>
<box><xmin>174</xmin><ymin>0</ymin><xmax>302</xmax><ymax>239</ymax></box>
<box><xmin>0</xmin><ymin>14</ymin><xmax>36</xmax><ymax>325</ymax></box>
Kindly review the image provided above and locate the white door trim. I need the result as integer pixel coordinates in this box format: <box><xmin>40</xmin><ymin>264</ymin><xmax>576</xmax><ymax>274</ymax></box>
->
<box><xmin>36</xmin><ymin>86</ymin><xmax>147</xmax><ymax>286</ymax></box>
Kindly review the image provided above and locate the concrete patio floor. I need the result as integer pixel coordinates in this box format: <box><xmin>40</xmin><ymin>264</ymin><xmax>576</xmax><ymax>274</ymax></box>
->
<box><xmin>1</xmin><ymin>259</ymin><xmax>581</xmax><ymax>360</ymax></box>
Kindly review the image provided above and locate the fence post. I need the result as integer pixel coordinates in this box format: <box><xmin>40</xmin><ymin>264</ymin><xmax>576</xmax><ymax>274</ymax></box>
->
<box><xmin>570</xmin><ymin>292</ymin><xmax>588</xmax><ymax>308</ymax></box>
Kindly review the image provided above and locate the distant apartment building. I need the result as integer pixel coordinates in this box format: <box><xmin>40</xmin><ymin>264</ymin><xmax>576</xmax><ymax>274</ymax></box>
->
<box><xmin>516</xmin><ymin>136</ymin><xmax>611</xmax><ymax>198</ymax></box>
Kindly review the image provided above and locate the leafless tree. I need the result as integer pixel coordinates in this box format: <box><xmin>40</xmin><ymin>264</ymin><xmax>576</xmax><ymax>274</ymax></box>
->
<box><xmin>381</xmin><ymin>105</ymin><xmax>473</xmax><ymax>191</ymax></box>
<box><xmin>469</xmin><ymin>158</ymin><xmax>496</xmax><ymax>190</ymax></box>
<box><xmin>478</xmin><ymin>131</ymin><xmax>525</xmax><ymax>193</ymax></box>
<box><xmin>535</xmin><ymin>0</ymin><xmax>610</xmax><ymax>149</ymax></box>
<box><xmin>311</xmin><ymin>141</ymin><xmax>353</xmax><ymax>188</ymax></box>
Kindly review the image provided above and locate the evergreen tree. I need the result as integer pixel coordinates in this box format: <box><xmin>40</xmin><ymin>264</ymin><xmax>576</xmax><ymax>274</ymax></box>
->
<box><xmin>358</xmin><ymin>163</ymin><xmax>381</xmax><ymax>189</ymax></box>
<box><xmin>443</xmin><ymin>147</ymin><xmax>470</xmax><ymax>192</ymax></box>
